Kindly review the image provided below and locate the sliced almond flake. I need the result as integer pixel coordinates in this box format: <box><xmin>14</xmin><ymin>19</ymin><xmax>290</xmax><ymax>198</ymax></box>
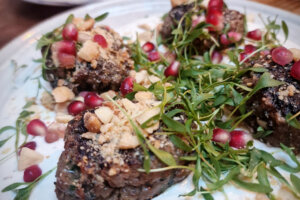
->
<box><xmin>18</xmin><ymin>148</ymin><xmax>44</xmax><ymax>171</ymax></box>
<box><xmin>95</xmin><ymin>106</ymin><xmax>114</xmax><ymax>124</ymax></box>
<box><xmin>52</xmin><ymin>86</ymin><xmax>75</xmax><ymax>103</ymax></box>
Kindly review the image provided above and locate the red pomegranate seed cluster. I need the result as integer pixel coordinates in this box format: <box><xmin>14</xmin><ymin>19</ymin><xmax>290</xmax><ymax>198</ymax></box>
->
<box><xmin>206</xmin><ymin>0</ymin><xmax>224</xmax><ymax>32</ymax></box>
<box><xmin>211</xmin><ymin>51</ymin><xmax>223</xmax><ymax>64</ymax></box>
<box><xmin>141</xmin><ymin>41</ymin><xmax>161</xmax><ymax>62</ymax></box>
<box><xmin>93</xmin><ymin>34</ymin><xmax>108</xmax><ymax>48</ymax></box>
<box><xmin>23</xmin><ymin>165</ymin><xmax>42</xmax><ymax>183</ymax></box>
<box><xmin>271</xmin><ymin>46</ymin><xmax>293</xmax><ymax>66</ymax></box>
<box><xmin>212</xmin><ymin>128</ymin><xmax>252</xmax><ymax>149</ymax></box>
<box><xmin>291</xmin><ymin>61</ymin><xmax>300</xmax><ymax>80</ymax></box>
<box><xmin>120</xmin><ymin>77</ymin><xmax>135</xmax><ymax>96</ymax></box>
<box><xmin>164</xmin><ymin>61</ymin><xmax>180</xmax><ymax>77</ymax></box>
<box><xmin>239</xmin><ymin>44</ymin><xmax>257</xmax><ymax>62</ymax></box>
<box><xmin>246</xmin><ymin>29</ymin><xmax>262</xmax><ymax>41</ymax></box>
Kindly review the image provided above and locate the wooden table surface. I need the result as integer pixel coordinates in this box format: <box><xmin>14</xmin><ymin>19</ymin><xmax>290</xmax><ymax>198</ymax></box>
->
<box><xmin>0</xmin><ymin>0</ymin><xmax>299</xmax><ymax>49</ymax></box>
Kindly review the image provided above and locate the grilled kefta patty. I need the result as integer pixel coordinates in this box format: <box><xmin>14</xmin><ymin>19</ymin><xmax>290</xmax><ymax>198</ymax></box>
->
<box><xmin>243</xmin><ymin>54</ymin><xmax>300</xmax><ymax>153</ymax></box>
<box><xmin>55</xmin><ymin>109</ymin><xmax>190</xmax><ymax>200</ymax></box>
<box><xmin>43</xmin><ymin>26</ymin><xmax>133</xmax><ymax>94</ymax></box>
<box><xmin>160</xmin><ymin>4</ymin><xmax>245</xmax><ymax>53</ymax></box>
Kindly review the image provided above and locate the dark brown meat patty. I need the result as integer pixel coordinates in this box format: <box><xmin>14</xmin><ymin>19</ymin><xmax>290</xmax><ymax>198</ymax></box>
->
<box><xmin>55</xmin><ymin>110</ymin><xmax>190</xmax><ymax>200</ymax></box>
<box><xmin>43</xmin><ymin>26</ymin><xmax>133</xmax><ymax>94</ymax></box>
<box><xmin>243</xmin><ymin>54</ymin><xmax>300</xmax><ymax>153</ymax></box>
<box><xmin>160</xmin><ymin>4</ymin><xmax>245</xmax><ymax>52</ymax></box>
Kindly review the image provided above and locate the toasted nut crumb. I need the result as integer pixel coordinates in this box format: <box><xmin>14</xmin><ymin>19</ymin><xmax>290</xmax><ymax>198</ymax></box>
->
<box><xmin>289</xmin><ymin>48</ymin><xmax>300</xmax><ymax>62</ymax></box>
<box><xmin>171</xmin><ymin>0</ymin><xmax>189</xmax><ymax>7</ymax></box>
<box><xmin>108</xmin><ymin>167</ymin><xmax>117</xmax><ymax>176</ymax></box>
<box><xmin>48</xmin><ymin>122</ymin><xmax>66</xmax><ymax>138</ymax></box>
<box><xmin>78</xmin><ymin>40</ymin><xmax>99</xmax><ymax>62</ymax></box>
<box><xmin>84</xmin><ymin>112</ymin><xmax>101</xmax><ymax>133</ymax></box>
<box><xmin>56</xmin><ymin>113</ymin><xmax>74</xmax><ymax>123</ymax></box>
<box><xmin>118</xmin><ymin>132</ymin><xmax>139</xmax><ymax>149</ymax></box>
<box><xmin>100</xmin><ymin>90</ymin><xmax>116</xmax><ymax>101</ymax></box>
<box><xmin>72</xmin><ymin>18</ymin><xmax>95</xmax><ymax>31</ymax></box>
<box><xmin>78</xmin><ymin>31</ymin><xmax>93</xmax><ymax>43</ymax></box>
<box><xmin>52</xmin><ymin>86</ymin><xmax>75</xmax><ymax>103</ymax></box>
<box><xmin>18</xmin><ymin>147</ymin><xmax>44</xmax><ymax>171</ymax></box>
<box><xmin>95</xmin><ymin>106</ymin><xmax>113</xmax><ymax>124</ymax></box>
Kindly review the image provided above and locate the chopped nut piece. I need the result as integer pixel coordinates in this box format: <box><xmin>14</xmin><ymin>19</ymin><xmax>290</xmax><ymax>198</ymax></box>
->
<box><xmin>18</xmin><ymin>147</ymin><xmax>44</xmax><ymax>171</ymax></box>
<box><xmin>72</xmin><ymin>18</ymin><xmax>95</xmax><ymax>31</ymax></box>
<box><xmin>118</xmin><ymin>132</ymin><xmax>140</xmax><ymax>149</ymax></box>
<box><xmin>136</xmin><ymin>107</ymin><xmax>160</xmax><ymax>125</ymax></box>
<box><xmin>95</xmin><ymin>106</ymin><xmax>114</xmax><ymax>124</ymax></box>
<box><xmin>78</xmin><ymin>40</ymin><xmax>99</xmax><ymax>62</ymax></box>
<box><xmin>135</xmin><ymin>91</ymin><xmax>155</xmax><ymax>102</ymax></box>
<box><xmin>56</xmin><ymin>113</ymin><xmax>74</xmax><ymax>123</ymax></box>
<box><xmin>289</xmin><ymin>48</ymin><xmax>300</xmax><ymax>62</ymax></box>
<box><xmin>171</xmin><ymin>0</ymin><xmax>190</xmax><ymax>7</ymax></box>
<box><xmin>138</xmin><ymin>24</ymin><xmax>152</xmax><ymax>31</ymax></box>
<box><xmin>84</xmin><ymin>112</ymin><xmax>101</xmax><ymax>133</ymax></box>
<box><xmin>82</xmin><ymin>132</ymin><xmax>97</xmax><ymax>140</ymax></box>
<box><xmin>54</xmin><ymin>102</ymin><xmax>69</xmax><ymax>114</ymax></box>
<box><xmin>52</xmin><ymin>86</ymin><xmax>75</xmax><ymax>103</ymax></box>
<box><xmin>100</xmin><ymin>90</ymin><xmax>117</xmax><ymax>101</ymax></box>
<box><xmin>48</xmin><ymin>122</ymin><xmax>66</xmax><ymax>138</ymax></box>
<box><xmin>78</xmin><ymin>31</ymin><xmax>93</xmax><ymax>43</ymax></box>
<box><xmin>149</xmin><ymin>75</ymin><xmax>160</xmax><ymax>83</ymax></box>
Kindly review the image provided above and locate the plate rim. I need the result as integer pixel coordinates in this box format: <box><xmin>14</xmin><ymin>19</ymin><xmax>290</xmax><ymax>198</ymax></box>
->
<box><xmin>1</xmin><ymin>0</ymin><xmax>300</xmax><ymax>62</ymax></box>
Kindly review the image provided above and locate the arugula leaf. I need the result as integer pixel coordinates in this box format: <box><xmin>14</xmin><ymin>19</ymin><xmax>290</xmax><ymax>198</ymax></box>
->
<box><xmin>147</xmin><ymin>142</ymin><xmax>177</xmax><ymax>166</ymax></box>
<box><xmin>281</xmin><ymin>20</ymin><xmax>289</xmax><ymax>42</ymax></box>
<box><xmin>0</xmin><ymin>126</ymin><xmax>15</xmax><ymax>135</ymax></box>
<box><xmin>290</xmin><ymin>174</ymin><xmax>300</xmax><ymax>194</ymax></box>
<box><xmin>286</xmin><ymin>113</ymin><xmax>300</xmax><ymax>129</ymax></box>
<box><xmin>0</xmin><ymin>136</ymin><xmax>13</xmax><ymax>148</ymax></box>
<box><xmin>161</xmin><ymin>114</ymin><xmax>186</xmax><ymax>133</ymax></box>
<box><xmin>169</xmin><ymin>135</ymin><xmax>192</xmax><ymax>152</ymax></box>
<box><xmin>94</xmin><ymin>12</ymin><xmax>109</xmax><ymax>22</ymax></box>
<box><xmin>232</xmin><ymin>177</ymin><xmax>273</xmax><ymax>193</ymax></box>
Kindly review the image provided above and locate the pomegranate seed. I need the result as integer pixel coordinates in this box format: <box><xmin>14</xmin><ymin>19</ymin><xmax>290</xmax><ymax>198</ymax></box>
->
<box><xmin>192</xmin><ymin>15</ymin><xmax>205</xmax><ymax>28</ymax></box>
<box><xmin>45</xmin><ymin>132</ymin><xmax>59</xmax><ymax>143</ymax></box>
<box><xmin>228</xmin><ymin>31</ymin><xmax>242</xmax><ymax>43</ymax></box>
<box><xmin>48</xmin><ymin>122</ymin><xmax>66</xmax><ymax>138</ymax></box>
<box><xmin>148</xmin><ymin>51</ymin><xmax>160</xmax><ymax>62</ymax></box>
<box><xmin>211</xmin><ymin>51</ymin><xmax>223</xmax><ymax>64</ymax></box>
<box><xmin>239</xmin><ymin>52</ymin><xmax>248</xmax><ymax>62</ymax></box>
<box><xmin>208</xmin><ymin>0</ymin><xmax>223</xmax><ymax>12</ymax></box>
<box><xmin>260</xmin><ymin>49</ymin><xmax>271</xmax><ymax>56</ymax></box>
<box><xmin>246</xmin><ymin>29</ymin><xmax>262</xmax><ymax>41</ymax></box>
<box><xmin>206</xmin><ymin>10</ymin><xmax>224</xmax><ymax>32</ymax></box>
<box><xmin>164</xmin><ymin>61</ymin><xmax>180</xmax><ymax>77</ymax></box>
<box><xmin>229</xmin><ymin>130</ymin><xmax>253</xmax><ymax>149</ymax></box>
<box><xmin>120</xmin><ymin>77</ymin><xmax>135</xmax><ymax>96</ymax></box>
<box><xmin>26</xmin><ymin>119</ymin><xmax>47</xmax><ymax>136</ymax></box>
<box><xmin>79</xmin><ymin>91</ymin><xmax>90</xmax><ymax>98</ymax></box>
<box><xmin>62</xmin><ymin>23</ymin><xmax>78</xmax><ymax>41</ymax></box>
<box><xmin>54</xmin><ymin>40</ymin><xmax>76</xmax><ymax>56</ymax></box>
<box><xmin>212</xmin><ymin>128</ymin><xmax>231</xmax><ymax>144</ymax></box>
<box><xmin>84</xmin><ymin>93</ymin><xmax>104</xmax><ymax>108</ymax></box>
<box><xmin>220</xmin><ymin>34</ymin><xmax>231</xmax><ymax>45</ymax></box>
<box><xmin>57</xmin><ymin>53</ymin><xmax>75</xmax><ymax>68</ymax></box>
<box><xmin>142</xmin><ymin>42</ymin><xmax>155</xmax><ymax>53</ymax></box>
<box><xmin>271</xmin><ymin>46</ymin><xmax>293</xmax><ymax>66</ymax></box>
<box><xmin>164</xmin><ymin>51</ymin><xmax>176</xmax><ymax>63</ymax></box>
<box><xmin>244</xmin><ymin>44</ymin><xmax>257</xmax><ymax>54</ymax></box>
<box><xmin>291</xmin><ymin>61</ymin><xmax>300</xmax><ymax>80</ymax></box>
<box><xmin>68</xmin><ymin>101</ymin><xmax>86</xmax><ymax>116</ymax></box>
<box><xmin>23</xmin><ymin>165</ymin><xmax>42</xmax><ymax>182</ymax></box>
<box><xmin>18</xmin><ymin>141</ymin><xmax>37</xmax><ymax>155</ymax></box>
<box><xmin>93</xmin><ymin>34</ymin><xmax>108</xmax><ymax>48</ymax></box>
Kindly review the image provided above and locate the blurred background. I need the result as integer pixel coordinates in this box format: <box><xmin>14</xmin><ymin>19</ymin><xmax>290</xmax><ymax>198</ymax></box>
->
<box><xmin>0</xmin><ymin>0</ymin><xmax>299</xmax><ymax>48</ymax></box>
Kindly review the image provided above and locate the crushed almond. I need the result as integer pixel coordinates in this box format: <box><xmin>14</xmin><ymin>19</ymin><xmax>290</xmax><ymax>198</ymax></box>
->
<box><xmin>56</xmin><ymin>113</ymin><xmax>74</xmax><ymax>123</ymax></box>
<box><xmin>78</xmin><ymin>40</ymin><xmax>99</xmax><ymax>62</ymax></box>
<box><xmin>95</xmin><ymin>106</ymin><xmax>114</xmax><ymax>124</ymax></box>
<box><xmin>289</xmin><ymin>48</ymin><xmax>300</xmax><ymax>62</ymax></box>
<box><xmin>18</xmin><ymin>147</ymin><xmax>44</xmax><ymax>171</ymax></box>
<box><xmin>84</xmin><ymin>112</ymin><xmax>101</xmax><ymax>133</ymax></box>
<box><xmin>72</xmin><ymin>18</ymin><xmax>95</xmax><ymax>31</ymax></box>
<box><xmin>78</xmin><ymin>31</ymin><xmax>93</xmax><ymax>43</ymax></box>
<box><xmin>52</xmin><ymin>86</ymin><xmax>75</xmax><ymax>103</ymax></box>
<box><xmin>99</xmin><ymin>90</ymin><xmax>117</xmax><ymax>101</ymax></box>
<box><xmin>118</xmin><ymin>131</ymin><xmax>140</xmax><ymax>149</ymax></box>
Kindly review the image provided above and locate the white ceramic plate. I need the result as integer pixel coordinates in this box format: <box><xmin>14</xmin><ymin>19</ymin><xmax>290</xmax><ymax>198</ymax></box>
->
<box><xmin>22</xmin><ymin>0</ymin><xmax>94</xmax><ymax>7</ymax></box>
<box><xmin>0</xmin><ymin>0</ymin><xmax>300</xmax><ymax>199</ymax></box>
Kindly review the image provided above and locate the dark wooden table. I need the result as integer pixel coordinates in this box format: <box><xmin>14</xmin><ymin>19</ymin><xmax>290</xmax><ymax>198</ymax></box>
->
<box><xmin>0</xmin><ymin>0</ymin><xmax>299</xmax><ymax>49</ymax></box>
